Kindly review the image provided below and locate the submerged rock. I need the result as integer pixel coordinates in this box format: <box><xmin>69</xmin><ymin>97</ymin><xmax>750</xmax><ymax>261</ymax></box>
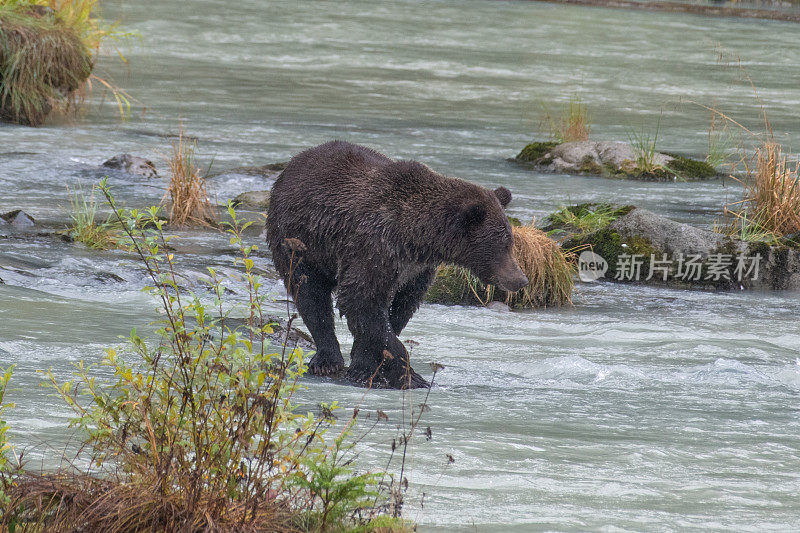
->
<box><xmin>558</xmin><ymin>206</ymin><xmax>800</xmax><ymax>290</ymax></box>
<box><xmin>209</xmin><ymin>162</ymin><xmax>286</xmax><ymax>180</ymax></box>
<box><xmin>486</xmin><ymin>301</ymin><xmax>511</xmax><ymax>312</ymax></box>
<box><xmin>102</xmin><ymin>154</ymin><xmax>158</xmax><ymax>178</ymax></box>
<box><xmin>0</xmin><ymin>209</ymin><xmax>36</xmax><ymax>228</ymax></box>
<box><xmin>514</xmin><ymin>140</ymin><xmax>718</xmax><ymax>181</ymax></box>
<box><xmin>232</xmin><ymin>190</ymin><xmax>270</xmax><ymax>210</ymax></box>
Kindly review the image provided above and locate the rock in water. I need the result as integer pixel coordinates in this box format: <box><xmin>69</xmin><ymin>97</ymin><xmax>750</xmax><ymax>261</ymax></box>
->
<box><xmin>102</xmin><ymin>154</ymin><xmax>158</xmax><ymax>178</ymax></box>
<box><xmin>563</xmin><ymin>207</ymin><xmax>800</xmax><ymax>291</ymax></box>
<box><xmin>486</xmin><ymin>301</ymin><xmax>511</xmax><ymax>312</ymax></box>
<box><xmin>232</xmin><ymin>190</ymin><xmax>271</xmax><ymax>210</ymax></box>
<box><xmin>0</xmin><ymin>209</ymin><xmax>35</xmax><ymax>228</ymax></box>
<box><xmin>515</xmin><ymin>140</ymin><xmax>717</xmax><ymax>181</ymax></box>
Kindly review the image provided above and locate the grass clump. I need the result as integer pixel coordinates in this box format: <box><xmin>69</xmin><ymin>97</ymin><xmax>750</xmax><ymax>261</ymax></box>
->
<box><xmin>724</xmin><ymin>142</ymin><xmax>800</xmax><ymax>240</ymax></box>
<box><xmin>542</xmin><ymin>96</ymin><xmax>591</xmax><ymax>143</ymax></box>
<box><xmin>627</xmin><ymin>120</ymin><xmax>662</xmax><ymax>175</ymax></box>
<box><xmin>66</xmin><ymin>184</ymin><xmax>119</xmax><ymax>249</ymax></box>
<box><xmin>427</xmin><ymin>225</ymin><xmax>575</xmax><ymax>308</ymax></box>
<box><xmin>166</xmin><ymin>129</ymin><xmax>215</xmax><ymax>226</ymax></box>
<box><xmin>0</xmin><ymin>1</ymin><xmax>130</xmax><ymax>125</ymax></box>
<box><xmin>706</xmin><ymin>108</ymin><xmax>736</xmax><ymax>169</ymax></box>
<box><xmin>1</xmin><ymin>182</ymin><xmax>412</xmax><ymax>532</ymax></box>
<box><xmin>0</xmin><ymin>2</ymin><xmax>93</xmax><ymax>125</ymax></box>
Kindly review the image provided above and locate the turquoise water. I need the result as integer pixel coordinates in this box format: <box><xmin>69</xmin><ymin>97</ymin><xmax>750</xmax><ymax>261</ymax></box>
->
<box><xmin>2</xmin><ymin>0</ymin><xmax>800</xmax><ymax>530</ymax></box>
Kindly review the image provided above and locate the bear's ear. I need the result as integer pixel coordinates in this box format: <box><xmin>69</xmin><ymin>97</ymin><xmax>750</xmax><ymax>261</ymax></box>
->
<box><xmin>459</xmin><ymin>202</ymin><xmax>487</xmax><ymax>229</ymax></box>
<box><xmin>493</xmin><ymin>187</ymin><xmax>512</xmax><ymax>208</ymax></box>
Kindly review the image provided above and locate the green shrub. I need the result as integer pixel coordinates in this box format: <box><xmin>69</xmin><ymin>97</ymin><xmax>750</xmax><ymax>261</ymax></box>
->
<box><xmin>0</xmin><ymin>366</ymin><xmax>14</xmax><ymax>513</ymax></box>
<box><xmin>3</xmin><ymin>180</ymin><xmax>405</xmax><ymax>531</ymax></box>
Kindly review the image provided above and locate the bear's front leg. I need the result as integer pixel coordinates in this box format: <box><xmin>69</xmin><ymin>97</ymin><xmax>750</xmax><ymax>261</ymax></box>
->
<box><xmin>344</xmin><ymin>307</ymin><xmax>428</xmax><ymax>389</ymax></box>
<box><xmin>285</xmin><ymin>261</ymin><xmax>345</xmax><ymax>376</ymax></box>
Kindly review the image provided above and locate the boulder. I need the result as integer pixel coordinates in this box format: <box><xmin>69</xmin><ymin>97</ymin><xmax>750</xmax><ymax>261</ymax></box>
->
<box><xmin>102</xmin><ymin>154</ymin><xmax>158</xmax><ymax>178</ymax></box>
<box><xmin>0</xmin><ymin>209</ymin><xmax>35</xmax><ymax>228</ymax></box>
<box><xmin>232</xmin><ymin>190</ymin><xmax>270</xmax><ymax>210</ymax></box>
<box><xmin>514</xmin><ymin>141</ymin><xmax>718</xmax><ymax>181</ymax></box>
<box><xmin>561</xmin><ymin>206</ymin><xmax>800</xmax><ymax>290</ymax></box>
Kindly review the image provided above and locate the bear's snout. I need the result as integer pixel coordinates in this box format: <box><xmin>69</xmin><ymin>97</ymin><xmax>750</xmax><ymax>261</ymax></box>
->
<box><xmin>493</xmin><ymin>256</ymin><xmax>529</xmax><ymax>293</ymax></box>
<box><xmin>496</xmin><ymin>270</ymin><xmax>529</xmax><ymax>293</ymax></box>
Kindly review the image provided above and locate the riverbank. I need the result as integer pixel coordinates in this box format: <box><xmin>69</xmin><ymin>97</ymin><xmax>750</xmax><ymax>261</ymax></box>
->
<box><xmin>523</xmin><ymin>0</ymin><xmax>800</xmax><ymax>22</ymax></box>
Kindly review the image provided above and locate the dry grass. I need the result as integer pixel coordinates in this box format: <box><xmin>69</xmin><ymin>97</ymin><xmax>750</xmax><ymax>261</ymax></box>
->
<box><xmin>165</xmin><ymin>130</ymin><xmax>215</xmax><ymax>226</ymax></box>
<box><xmin>5</xmin><ymin>471</ymin><xmax>297</xmax><ymax>532</ymax></box>
<box><xmin>0</xmin><ymin>1</ymin><xmax>130</xmax><ymax>125</ymax></box>
<box><xmin>542</xmin><ymin>96</ymin><xmax>590</xmax><ymax>144</ymax></box>
<box><xmin>724</xmin><ymin>142</ymin><xmax>800</xmax><ymax>239</ymax></box>
<box><xmin>743</xmin><ymin>142</ymin><xmax>800</xmax><ymax>235</ymax></box>
<box><xmin>0</xmin><ymin>4</ymin><xmax>93</xmax><ymax>125</ymax></box>
<box><xmin>427</xmin><ymin>225</ymin><xmax>575</xmax><ymax>308</ymax></box>
<box><xmin>505</xmin><ymin>225</ymin><xmax>575</xmax><ymax>308</ymax></box>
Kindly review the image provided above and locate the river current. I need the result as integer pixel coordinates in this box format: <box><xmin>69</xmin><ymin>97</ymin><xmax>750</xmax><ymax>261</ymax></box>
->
<box><xmin>2</xmin><ymin>0</ymin><xmax>800</xmax><ymax>530</ymax></box>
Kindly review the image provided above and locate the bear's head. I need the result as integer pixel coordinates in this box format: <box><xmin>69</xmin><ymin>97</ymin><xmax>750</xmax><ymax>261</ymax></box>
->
<box><xmin>450</xmin><ymin>186</ymin><xmax>528</xmax><ymax>293</ymax></box>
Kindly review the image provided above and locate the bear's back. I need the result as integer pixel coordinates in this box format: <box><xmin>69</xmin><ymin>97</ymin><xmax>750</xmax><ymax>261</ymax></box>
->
<box><xmin>267</xmin><ymin>141</ymin><xmax>404</xmax><ymax>257</ymax></box>
<box><xmin>274</xmin><ymin>140</ymin><xmax>391</xmax><ymax>195</ymax></box>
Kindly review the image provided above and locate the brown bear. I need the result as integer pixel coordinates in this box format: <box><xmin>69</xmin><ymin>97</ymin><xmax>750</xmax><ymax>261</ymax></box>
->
<box><xmin>266</xmin><ymin>141</ymin><xmax>527</xmax><ymax>389</ymax></box>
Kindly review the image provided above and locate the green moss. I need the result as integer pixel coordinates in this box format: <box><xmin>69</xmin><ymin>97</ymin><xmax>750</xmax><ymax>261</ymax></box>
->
<box><xmin>578</xmin><ymin>228</ymin><xmax>659</xmax><ymax>280</ymax></box>
<box><xmin>515</xmin><ymin>141</ymin><xmax>558</xmax><ymax>163</ymax></box>
<box><xmin>747</xmin><ymin>240</ymin><xmax>772</xmax><ymax>260</ymax></box>
<box><xmin>507</xmin><ymin>216</ymin><xmax>522</xmax><ymax>227</ymax></box>
<box><xmin>542</xmin><ymin>203</ymin><xmax>633</xmax><ymax>237</ymax></box>
<box><xmin>578</xmin><ymin>155</ymin><xmax>602</xmax><ymax>174</ymax></box>
<box><xmin>663</xmin><ymin>153</ymin><xmax>717</xmax><ymax>180</ymax></box>
<box><xmin>605</xmin><ymin>165</ymin><xmax>674</xmax><ymax>181</ymax></box>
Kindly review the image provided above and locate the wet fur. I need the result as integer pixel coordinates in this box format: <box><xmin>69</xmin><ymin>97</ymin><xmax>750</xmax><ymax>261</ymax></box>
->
<box><xmin>267</xmin><ymin>141</ymin><xmax>517</xmax><ymax>388</ymax></box>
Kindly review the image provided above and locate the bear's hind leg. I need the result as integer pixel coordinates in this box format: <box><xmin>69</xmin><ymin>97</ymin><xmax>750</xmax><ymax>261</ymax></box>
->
<box><xmin>344</xmin><ymin>306</ymin><xmax>428</xmax><ymax>389</ymax></box>
<box><xmin>289</xmin><ymin>265</ymin><xmax>344</xmax><ymax>376</ymax></box>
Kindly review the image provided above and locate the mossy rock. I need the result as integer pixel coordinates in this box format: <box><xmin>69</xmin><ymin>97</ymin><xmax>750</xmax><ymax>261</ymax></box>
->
<box><xmin>424</xmin><ymin>265</ymin><xmax>476</xmax><ymax>306</ymax></box>
<box><xmin>663</xmin><ymin>153</ymin><xmax>717</xmax><ymax>180</ymax></box>
<box><xmin>515</xmin><ymin>141</ymin><xmax>558</xmax><ymax>163</ymax></box>
<box><xmin>603</xmin><ymin>165</ymin><xmax>676</xmax><ymax>182</ymax></box>
<box><xmin>572</xmin><ymin>227</ymin><xmax>661</xmax><ymax>281</ymax></box>
<box><xmin>232</xmin><ymin>190</ymin><xmax>270</xmax><ymax>210</ymax></box>
<box><xmin>512</xmin><ymin>141</ymin><xmax>718</xmax><ymax>182</ymax></box>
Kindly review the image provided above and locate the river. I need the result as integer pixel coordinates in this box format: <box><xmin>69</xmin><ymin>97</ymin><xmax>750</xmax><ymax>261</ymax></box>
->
<box><xmin>2</xmin><ymin>0</ymin><xmax>800</xmax><ymax>530</ymax></box>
